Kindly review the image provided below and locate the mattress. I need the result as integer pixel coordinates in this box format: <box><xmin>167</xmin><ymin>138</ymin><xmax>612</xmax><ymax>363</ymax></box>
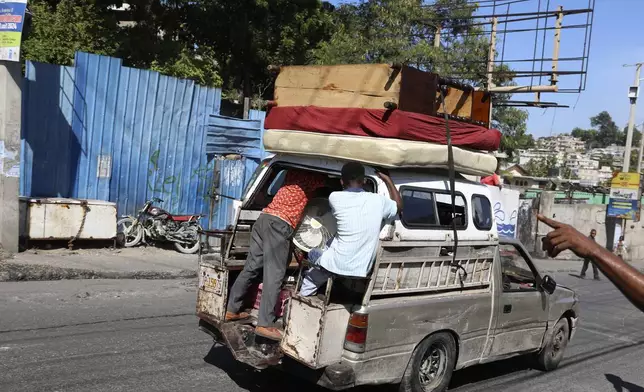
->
<box><xmin>264</xmin><ymin>106</ymin><xmax>501</xmax><ymax>151</ymax></box>
<box><xmin>263</xmin><ymin>129</ymin><xmax>497</xmax><ymax>176</ymax></box>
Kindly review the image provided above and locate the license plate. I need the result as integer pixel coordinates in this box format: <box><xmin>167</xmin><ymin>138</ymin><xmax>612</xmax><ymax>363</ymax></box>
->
<box><xmin>200</xmin><ymin>271</ymin><xmax>223</xmax><ymax>296</ymax></box>
<box><xmin>205</xmin><ymin>277</ymin><xmax>222</xmax><ymax>295</ymax></box>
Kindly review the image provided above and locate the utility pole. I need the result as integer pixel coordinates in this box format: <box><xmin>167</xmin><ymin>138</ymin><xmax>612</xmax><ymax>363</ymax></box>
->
<box><xmin>623</xmin><ymin>62</ymin><xmax>642</xmax><ymax>173</ymax></box>
<box><xmin>0</xmin><ymin>61</ymin><xmax>21</xmax><ymax>254</ymax></box>
<box><xmin>637</xmin><ymin>120</ymin><xmax>644</xmax><ymax>174</ymax></box>
<box><xmin>0</xmin><ymin>0</ymin><xmax>27</xmax><ymax>253</ymax></box>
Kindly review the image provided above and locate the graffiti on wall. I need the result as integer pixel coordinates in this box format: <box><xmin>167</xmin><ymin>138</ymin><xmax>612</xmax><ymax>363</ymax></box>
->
<box><xmin>147</xmin><ymin>149</ymin><xmax>215</xmax><ymax>211</ymax></box>
<box><xmin>489</xmin><ymin>187</ymin><xmax>521</xmax><ymax>238</ymax></box>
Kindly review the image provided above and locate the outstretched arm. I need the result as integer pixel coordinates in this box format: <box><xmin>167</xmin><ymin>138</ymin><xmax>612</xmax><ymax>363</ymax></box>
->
<box><xmin>376</xmin><ymin>169</ymin><xmax>402</xmax><ymax>213</ymax></box>
<box><xmin>538</xmin><ymin>214</ymin><xmax>644</xmax><ymax>312</ymax></box>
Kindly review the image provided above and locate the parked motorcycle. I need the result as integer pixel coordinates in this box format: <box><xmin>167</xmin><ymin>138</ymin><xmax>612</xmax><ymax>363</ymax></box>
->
<box><xmin>117</xmin><ymin>197</ymin><xmax>202</xmax><ymax>254</ymax></box>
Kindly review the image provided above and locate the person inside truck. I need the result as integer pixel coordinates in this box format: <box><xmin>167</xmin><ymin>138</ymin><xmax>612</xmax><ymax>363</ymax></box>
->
<box><xmin>225</xmin><ymin>169</ymin><xmax>327</xmax><ymax>341</ymax></box>
<box><xmin>300</xmin><ymin>162</ymin><xmax>403</xmax><ymax>296</ymax></box>
<box><xmin>539</xmin><ymin>214</ymin><xmax>644</xmax><ymax>312</ymax></box>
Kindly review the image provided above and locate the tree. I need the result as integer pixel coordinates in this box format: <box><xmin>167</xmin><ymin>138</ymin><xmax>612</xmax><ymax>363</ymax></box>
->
<box><xmin>189</xmin><ymin>0</ymin><xmax>335</xmax><ymax>97</ymax></box>
<box><xmin>525</xmin><ymin>156</ymin><xmax>557</xmax><ymax>177</ymax></box>
<box><xmin>591</xmin><ymin>111</ymin><xmax>620</xmax><ymax>148</ymax></box>
<box><xmin>598</xmin><ymin>154</ymin><xmax>614</xmax><ymax>168</ymax></box>
<box><xmin>569</xmin><ymin>111</ymin><xmax>631</xmax><ymax>149</ymax></box>
<box><xmin>22</xmin><ymin>0</ymin><xmax>120</xmax><ymax>65</ymax></box>
<box><xmin>312</xmin><ymin>0</ymin><xmax>488</xmax><ymax>82</ymax></box>
<box><xmin>492</xmin><ymin>105</ymin><xmax>533</xmax><ymax>159</ymax></box>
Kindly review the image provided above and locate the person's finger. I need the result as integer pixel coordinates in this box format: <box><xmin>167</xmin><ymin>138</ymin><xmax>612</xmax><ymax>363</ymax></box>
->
<box><xmin>537</xmin><ymin>214</ymin><xmax>562</xmax><ymax>229</ymax></box>
<box><xmin>548</xmin><ymin>234</ymin><xmax>570</xmax><ymax>247</ymax></box>
<box><xmin>542</xmin><ymin>237</ymin><xmax>555</xmax><ymax>253</ymax></box>
<box><xmin>550</xmin><ymin>240</ymin><xmax>572</xmax><ymax>257</ymax></box>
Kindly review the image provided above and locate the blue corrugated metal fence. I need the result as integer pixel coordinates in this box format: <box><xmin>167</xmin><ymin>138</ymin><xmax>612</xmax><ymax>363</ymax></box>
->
<box><xmin>21</xmin><ymin>51</ymin><xmax>265</xmax><ymax>229</ymax></box>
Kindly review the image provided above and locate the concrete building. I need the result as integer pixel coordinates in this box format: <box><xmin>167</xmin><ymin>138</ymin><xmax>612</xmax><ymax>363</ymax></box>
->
<box><xmin>517</xmin><ymin>149</ymin><xmax>565</xmax><ymax>167</ymax></box>
<box><xmin>537</xmin><ymin>135</ymin><xmax>586</xmax><ymax>152</ymax></box>
<box><xmin>576</xmin><ymin>166</ymin><xmax>614</xmax><ymax>186</ymax></box>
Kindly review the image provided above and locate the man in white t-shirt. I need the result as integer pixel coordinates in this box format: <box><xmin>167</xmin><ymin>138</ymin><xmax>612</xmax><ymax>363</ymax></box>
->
<box><xmin>300</xmin><ymin>162</ymin><xmax>402</xmax><ymax>296</ymax></box>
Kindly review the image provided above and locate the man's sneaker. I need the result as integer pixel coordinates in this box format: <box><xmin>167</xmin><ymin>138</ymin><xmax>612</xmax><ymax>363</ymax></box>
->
<box><xmin>255</xmin><ymin>326</ymin><xmax>283</xmax><ymax>340</ymax></box>
<box><xmin>225</xmin><ymin>311</ymin><xmax>250</xmax><ymax>321</ymax></box>
<box><xmin>580</xmin><ymin>274</ymin><xmax>586</xmax><ymax>279</ymax></box>
<box><xmin>594</xmin><ymin>276</ymin><xmax>601</xmax><ymax>281</ymax></box>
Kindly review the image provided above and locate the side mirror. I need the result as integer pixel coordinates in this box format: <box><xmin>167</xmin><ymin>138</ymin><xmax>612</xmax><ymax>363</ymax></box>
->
<box><xmin>540</xmin><ymin>275</ymin><xmax>557</xmax><ymax>294</ymax></box>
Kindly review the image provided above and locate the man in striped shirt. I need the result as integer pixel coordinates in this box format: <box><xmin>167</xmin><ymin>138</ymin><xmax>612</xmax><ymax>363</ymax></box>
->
<box><xmin>301</xmin><ymin>162</ymin><xmax>402</xmax><ymax>296</ymax></box>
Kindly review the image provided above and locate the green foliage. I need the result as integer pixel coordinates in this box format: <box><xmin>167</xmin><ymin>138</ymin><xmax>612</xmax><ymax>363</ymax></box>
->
<box><xmin>493</xmin><ymin>105</ymin><xmax>533</xmax><ymax>159</ymax></box>
<box><xmin>312</xmin><ymin>0</ymin><xmax>488</xmax><ymax>80</ymax></box>
<box><xmin>22</xmin><ymin>0</ymin><xmax>119</xmax><ymax>65</ymax></box>
<box><xmin>151</xmin><ymin>48</ymin><xmax>222</xmax><ymax>87</ymax></box>
<box><xmin>525</xmin><ymin>156</ymin><xmax>557</xmax><ymax>177</ymax></box>
<box><xmin>190</xmin><ymin>0</ymin><xmax>334</xmax><ymax>96</ymax></box>
<box><xmin>571</xmin><ymin>111</ymin><xmax>640</xmax><ymax>149</ymax></box>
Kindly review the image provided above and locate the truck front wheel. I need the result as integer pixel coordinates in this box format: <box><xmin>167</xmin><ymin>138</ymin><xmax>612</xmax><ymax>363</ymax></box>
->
<box><xmin>536</xmin><ymin>317</ymin><xmax>570</xmax><ymax>371</ymax></box>
<box><xmin>399</xmin><ymin>332</ymin><xmax>457</xmax><ymax>392</ymax></box>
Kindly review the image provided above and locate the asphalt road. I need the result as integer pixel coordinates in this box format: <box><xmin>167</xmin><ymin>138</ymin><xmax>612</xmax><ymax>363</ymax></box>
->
<box><xmin>0</xmin><ymin>274</ymin><xmax>643</xmax><ymax>392</ymax></box>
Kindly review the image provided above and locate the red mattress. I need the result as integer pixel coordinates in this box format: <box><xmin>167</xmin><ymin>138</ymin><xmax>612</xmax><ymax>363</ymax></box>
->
<box><xmin>264</xmin><ymin>106</ymin><xmax>501</xmax><ymax>151</ymax></box>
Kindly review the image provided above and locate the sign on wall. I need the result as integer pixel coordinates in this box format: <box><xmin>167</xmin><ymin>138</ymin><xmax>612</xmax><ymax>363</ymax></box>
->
<box><xmin>607</xmin><ymin>172</ymin><xmax>641</xmax><ymax>220</ymax></box>
<box><xmin>488</xmin><ymin>187</ymin><xmax>520</xmax><ymax>238</ymax></box>
<box><xmin>0</xmin><ymin>0</ymin><xmax>27</xmax><ymax>62</ymax></box>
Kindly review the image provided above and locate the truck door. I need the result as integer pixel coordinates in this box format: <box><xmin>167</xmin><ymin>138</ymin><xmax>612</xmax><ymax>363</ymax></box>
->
<box><xmin>489</xmin><ymin>242</ymin><xmax>549</xmax><ymax>357</ymax></box>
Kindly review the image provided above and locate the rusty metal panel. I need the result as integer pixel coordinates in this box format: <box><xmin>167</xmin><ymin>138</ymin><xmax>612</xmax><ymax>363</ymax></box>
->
<box><xmin>20</xmin><ymin>198</ymin><xmax>116</xmax><ymax>240</ymax></box>
<box><xmin>317</xmin><ymin>305</ymin><xmax>352</xmax><ymax>366</ymax></box>
<box><xmin>281</xmin><ymin>296</ymin><xmax>324</xmax><ymax>366</ymax></box>
<box><xmin>281</xmin><ymin>297</ymin><xmax>351</xmax><ymax>369</ymax></box>
<box><xmin>197</xmin><ymin>264</ymin><xmax>228</xmax><ymax>322</ymax></box>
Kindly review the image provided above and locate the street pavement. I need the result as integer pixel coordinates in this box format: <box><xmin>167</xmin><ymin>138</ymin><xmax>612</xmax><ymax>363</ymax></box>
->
<box><xmin>0</xmin><ymin>247</ymin><xmax>196</xmax><ymax>281</ymax></box>
<box><xmin>1</xmin><ymin>273</ymin><xmax>643</xmax><ymax>392</ymax></box>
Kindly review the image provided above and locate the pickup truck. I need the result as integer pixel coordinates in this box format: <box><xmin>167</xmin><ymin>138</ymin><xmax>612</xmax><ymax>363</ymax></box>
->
<box><xmin>196</xmin><ymin>154</ymin><xmax>580</xmax><ymax>392</ymax></box>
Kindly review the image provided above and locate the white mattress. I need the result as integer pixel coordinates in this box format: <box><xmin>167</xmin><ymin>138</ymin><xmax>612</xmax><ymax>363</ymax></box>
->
<box><xmin>263</xmin><ymin>129</ymin><xmax>497</xmax><ymax>176</ymax></box>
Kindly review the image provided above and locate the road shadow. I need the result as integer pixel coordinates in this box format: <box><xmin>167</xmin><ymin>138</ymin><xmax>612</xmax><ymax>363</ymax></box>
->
<box><xmin>606</xmin><ymin>374</ymin><xmax>644</xmax><ymax>392</ymax></box>
<box><xmin>448</xmin><ymin>354</ymin><xmax>535</xmax><ymax>389</ymax></box>
<box><xmin>203</xmin><ymin>344</ymin><xmax>325</xmax><ymax>392</ymax></box>
<box><xmin>203</xmin><ymin>344</ymin><xmax>392</xmax><ymax>391</ymax></box>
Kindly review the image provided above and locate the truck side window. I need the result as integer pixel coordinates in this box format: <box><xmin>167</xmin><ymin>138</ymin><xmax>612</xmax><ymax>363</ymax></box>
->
<box><xmin>401</xmin><ymin>188</ymin><xmax>437</xmax><ymax>226</ymax></box>
<box><xmin>400</xmin><ymin>187</ymin><xmax>466</xmax><ymax>229</ymax></box>
<box><xmin>472</xmin><ymin>195</ymin><xmax>492</xmax><ymax>230</ymax></box>
<box><xmin>499</xmin><ymin>244</ymin><xmax>537</xmax><ymax>292</ymax></box>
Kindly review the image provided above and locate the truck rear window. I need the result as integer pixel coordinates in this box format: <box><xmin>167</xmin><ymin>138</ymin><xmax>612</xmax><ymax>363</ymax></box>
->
<box><xmin>400</xmin><ymin>187</ymin><xmax>467</xmax><ymax>230</ymax></box>
<box><xmin>472</xmin><ymin>194</ymin><xmax>493</xmax><ymax>230</ymax></box>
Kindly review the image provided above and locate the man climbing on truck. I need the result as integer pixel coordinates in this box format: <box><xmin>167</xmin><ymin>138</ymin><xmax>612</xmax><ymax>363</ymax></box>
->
<box><xmin>225</xmin><ymin>169</ymin><xmax>326</xmax><ymax>340</ymax></box>
<box><xmin>300</xmin><ymin>162</ymin><xmax>402</xmax><ymax>296</ymax></box>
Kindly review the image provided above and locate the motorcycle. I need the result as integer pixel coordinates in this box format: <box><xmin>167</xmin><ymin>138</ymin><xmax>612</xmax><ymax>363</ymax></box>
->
<box><xmin>117</xmin><ymin>197</ymin><xmax>202</xmax><ymax>254</ymax></box>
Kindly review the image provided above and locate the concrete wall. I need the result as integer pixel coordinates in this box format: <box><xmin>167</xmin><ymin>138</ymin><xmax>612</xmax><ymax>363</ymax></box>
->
<box><xmin>526</xmin><ymin>191</ymin><xmax>644</xmax><ymax>261</ymax></box>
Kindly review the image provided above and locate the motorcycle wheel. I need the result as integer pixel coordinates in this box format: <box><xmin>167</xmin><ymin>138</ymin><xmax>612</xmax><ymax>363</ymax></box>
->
<box><xmin>174</xmin><ymin>240</ymin><xmax>201</xmax><ymax>254</ymax></box>
<box><xmin>117</xmin><ymin>217</ymin><xmax>143</xmax><ymax>247</ymax></box>
<box><xmin>174</xmin><ymin>224</ymin><xmax>201</xmax><ymax>254</ymax></box>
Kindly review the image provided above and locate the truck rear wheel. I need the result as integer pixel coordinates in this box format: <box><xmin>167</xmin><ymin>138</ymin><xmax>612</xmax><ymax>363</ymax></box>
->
<box><xmin>536</xmin><ymin>318</ymin><xmax>569</xmax><ymax>371</ymax></box>
<box><xmin>399</xmin><ymin>332</ymin><xmax>457</xmax><ymax>392</ymax></box>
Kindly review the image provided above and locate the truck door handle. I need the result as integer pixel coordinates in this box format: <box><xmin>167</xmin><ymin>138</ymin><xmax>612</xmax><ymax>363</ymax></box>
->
<box><xmin>503</xmin><ymin>304</ymin><xmax>512</xmax><ymax>314</ymax></box>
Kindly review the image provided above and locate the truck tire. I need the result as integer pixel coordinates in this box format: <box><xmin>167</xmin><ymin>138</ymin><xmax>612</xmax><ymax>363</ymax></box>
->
<box><xmin>536</xmin><ymin>317</ymin><xmax>569</xmax><ymax>371</ymax></box>
<box><xmin>399</xmin><ymin>332</ymin><xmax>457</xmax><ymax>392</ymax></box>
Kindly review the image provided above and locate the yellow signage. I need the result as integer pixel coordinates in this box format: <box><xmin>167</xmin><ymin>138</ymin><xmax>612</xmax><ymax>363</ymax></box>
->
<box><xmin>610</xmin><ymin>172</ymin><xmax>640</xmax><ymax>189</ymax></box>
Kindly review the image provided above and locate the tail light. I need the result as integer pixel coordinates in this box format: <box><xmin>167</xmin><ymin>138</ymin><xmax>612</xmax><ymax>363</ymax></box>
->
<box><xmin>344</xmin><ymin>313</ymin><xmax>368</xmax><ymax>353</ymax></box>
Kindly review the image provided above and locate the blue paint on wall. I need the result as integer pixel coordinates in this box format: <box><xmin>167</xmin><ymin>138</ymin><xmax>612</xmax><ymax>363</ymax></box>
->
<box><xmin>21</xmin><ymin>51</ymin><xmax>265</xmax><ymax>229</ymax></box>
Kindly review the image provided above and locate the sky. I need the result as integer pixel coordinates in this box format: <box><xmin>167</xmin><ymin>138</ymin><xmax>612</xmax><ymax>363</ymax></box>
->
<box><xmin>328</xmin><ymin>0</ymin><xmax>644</xmax><ymax>138</ymax></box>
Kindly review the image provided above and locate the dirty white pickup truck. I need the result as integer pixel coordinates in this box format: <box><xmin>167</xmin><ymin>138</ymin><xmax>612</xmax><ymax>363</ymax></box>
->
<box><xmin>196</xmin><ymin>154</ymin><xmax>580</xmax><ymax>392</ymax></box>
